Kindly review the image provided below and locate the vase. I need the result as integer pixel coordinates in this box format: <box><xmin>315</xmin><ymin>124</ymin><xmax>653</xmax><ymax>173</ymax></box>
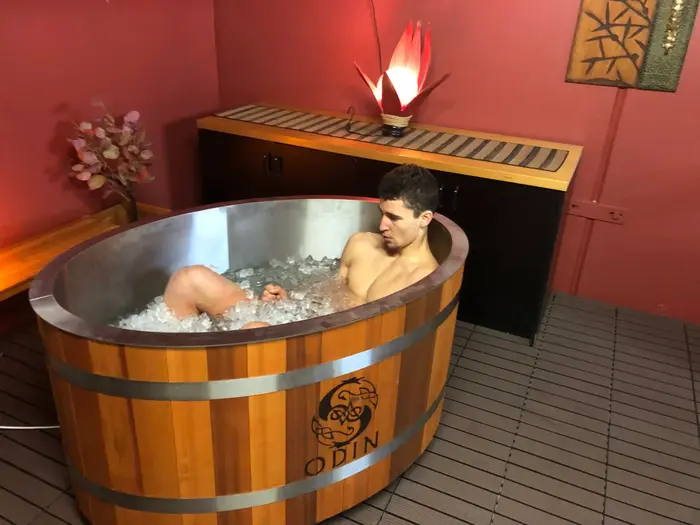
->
<box><xmin>123</xmin><ymin>195</ymin><xmax>138</xmax><ymax>223</ymax></box>
<box><xmin>381</xmin><ymin>113</ymin><xmax>412</xmax><ymax>137</ymax></box>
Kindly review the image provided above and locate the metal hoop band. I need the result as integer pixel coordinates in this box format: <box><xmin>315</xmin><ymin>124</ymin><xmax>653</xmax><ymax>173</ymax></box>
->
<box><xmin>48</xmin><ymin>295</ymin><xmax>458</xmax><ymax>401</ymax></box>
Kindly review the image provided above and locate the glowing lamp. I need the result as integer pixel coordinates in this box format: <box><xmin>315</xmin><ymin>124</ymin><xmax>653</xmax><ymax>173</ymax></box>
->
<box><xmin>354</xmin><ymin>20</ymin><xmax>450</xmax><ymax>137</ymax></box>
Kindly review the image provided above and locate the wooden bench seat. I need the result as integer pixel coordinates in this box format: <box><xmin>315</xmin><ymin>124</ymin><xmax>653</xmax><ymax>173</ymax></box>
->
<box><xmin>0</xmin><ymin>212</ymin><xmax>118</xmax><ymax>302</ymax></box>
<box><xmin>0</xmin><ymin>203</ymin><xmax>171</xmax><ymax>303</ymax></box>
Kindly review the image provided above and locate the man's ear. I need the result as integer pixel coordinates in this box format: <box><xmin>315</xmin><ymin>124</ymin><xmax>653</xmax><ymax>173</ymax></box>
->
<box><xmin>420</xmin><ymin>210</ymin><xmax>434</xmax><ymax>227</ymax></box>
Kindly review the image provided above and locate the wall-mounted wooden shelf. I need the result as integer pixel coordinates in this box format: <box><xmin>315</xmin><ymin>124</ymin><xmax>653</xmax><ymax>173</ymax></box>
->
<box><xmin>197</xmin><ymin>103</ymin><xmax>583</xmax><ymax>192</ymax></box>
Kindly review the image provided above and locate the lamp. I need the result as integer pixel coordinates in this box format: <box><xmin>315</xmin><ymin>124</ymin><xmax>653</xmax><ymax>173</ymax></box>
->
<box><xmin>354</xmin><ymin>20</ymin><xmax>450</xmax><ymax>137</ymax></box>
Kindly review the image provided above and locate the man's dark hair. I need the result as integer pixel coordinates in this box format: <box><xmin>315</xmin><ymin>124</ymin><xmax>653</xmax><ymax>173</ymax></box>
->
<box><xmin>378</xmin><ymin>164</ymin><xmax>440</xmax><ymax>217</ymax></box>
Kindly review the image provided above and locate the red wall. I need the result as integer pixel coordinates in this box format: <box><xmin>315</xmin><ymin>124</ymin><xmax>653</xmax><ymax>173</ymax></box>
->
<box><xmin>0</xmin><ymin>0</ymin><xmax>219</xmax><ymax>247</ymax></box>
<box><xmin>213</xmin><ymin>0</ymin><xmax>700</xmax><ymax>323</ymax></box>
<box><xmin>570</xmin><ymin>75</ymin><xmax>700</xmax><ymax>323</ymax></box>
<box><xmin>4</xmin><ymin>1</ymin><xmax>699</xmax><ymax>323</ymax></box>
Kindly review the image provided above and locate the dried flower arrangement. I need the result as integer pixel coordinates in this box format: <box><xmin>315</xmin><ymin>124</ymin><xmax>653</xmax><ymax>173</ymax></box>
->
<box><xmin>69</xmin><ymin>100</ymin><xmax>154</xmax><ymax>222</ymax></box>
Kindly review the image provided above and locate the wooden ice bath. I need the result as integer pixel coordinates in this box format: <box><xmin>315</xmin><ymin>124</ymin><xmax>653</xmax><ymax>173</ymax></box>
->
<box><xmin>30</xmin><ymin>197</ymin><xmax>469</xmax><ymax>525</ymax></box>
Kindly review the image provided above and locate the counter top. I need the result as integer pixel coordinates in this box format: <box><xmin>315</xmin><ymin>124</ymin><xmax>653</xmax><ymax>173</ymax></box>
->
<box><xmin>197</xmin><ymin>104</ymin><xmax>583</xmax><ymax>192</ymax></box>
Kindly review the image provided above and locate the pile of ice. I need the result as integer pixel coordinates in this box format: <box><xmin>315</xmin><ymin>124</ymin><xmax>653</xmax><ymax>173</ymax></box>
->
<box><xmin>116</xmin><ymin>296</ymin><xmax>217</xmax><ymax>333</ymax></box>
<box><xmin>114</xmin><ymin>255</ymin><xmax>344</xmax><ymax>333</ymax></box>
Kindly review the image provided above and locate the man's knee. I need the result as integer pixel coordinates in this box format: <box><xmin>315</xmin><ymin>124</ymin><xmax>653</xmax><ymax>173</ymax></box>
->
<box><xmin>168</xmin><ymin>265</ymin><xmax>210</xmax><ymax>292</ymax></box>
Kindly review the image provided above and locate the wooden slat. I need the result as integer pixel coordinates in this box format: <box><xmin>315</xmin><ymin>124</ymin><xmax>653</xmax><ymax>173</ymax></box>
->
<box><xmin>315</xmin><ymin>313</ymin><xmax>371</xmax><ymax>522</ymax></box>
<box><xmin>365</xmin><ymin>307</ymin><xmax>405</xmax><ymax>501</ymax></box>
<box><xmin>208</xmin><ymin>342</ymin><xmax>253</xmax><ymax>525</ymax></box>
<box><xmin>247</xmin><ymin>339</ymin><xmax>287</xmax><ymax>525</ymax></box>
<box><xmin>167</xmin><ymin>349</ymin><xmax>216</xmax><ymax>508</ymax></box>
<box><xmin>284</xmin><ymin>333</ymin><xmax>322</xmax><ymax>523</ymax></box>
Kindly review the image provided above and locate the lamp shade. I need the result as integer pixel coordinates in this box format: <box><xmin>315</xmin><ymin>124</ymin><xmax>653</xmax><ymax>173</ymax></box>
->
<box><xmin>354</xmin><ymin>20</ymin><xmax>450</xmax><ymax>118</ymax></box>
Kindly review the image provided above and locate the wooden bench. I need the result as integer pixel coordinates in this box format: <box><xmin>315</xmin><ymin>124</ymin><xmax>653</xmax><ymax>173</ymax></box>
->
<box><xmin>0</xmin><ymin>203</ymin><xmax>170</xmax><ymax>303</ymax></box>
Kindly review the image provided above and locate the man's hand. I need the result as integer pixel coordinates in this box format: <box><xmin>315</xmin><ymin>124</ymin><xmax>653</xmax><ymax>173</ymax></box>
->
<box><xmin>261</xmin><ymin>284</ymin><xmax>288</xmax><ymax>301</ymax></box>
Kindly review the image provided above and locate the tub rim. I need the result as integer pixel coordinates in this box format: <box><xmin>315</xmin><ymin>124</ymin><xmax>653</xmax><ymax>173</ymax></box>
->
<box><xmin>29</xmin><ymin>195</ymin><xmax>469</xmax><ymax>348</ymax></box>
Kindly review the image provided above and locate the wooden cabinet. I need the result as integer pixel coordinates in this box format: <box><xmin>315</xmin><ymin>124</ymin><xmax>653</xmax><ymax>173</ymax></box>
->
<box><xmin>200</xmin><ymin>131</ymin><xmax>384</xmax><ymax>201</ymax></box>
<box><xmin>197</xmin><ymin>105</ymin><xmax>583</xmax><ymax>342</ymax></box>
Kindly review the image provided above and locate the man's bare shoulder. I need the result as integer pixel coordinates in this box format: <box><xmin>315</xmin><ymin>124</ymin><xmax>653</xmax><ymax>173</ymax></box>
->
<box><xmin>340</xmin><ymin>232</ymin><xmax>382</xmax><ymax>271</ymax></box>
<box><xmin>346</xmin><ymin>232</ymin><xmax>383</xmax><ymax>251</ymax></box>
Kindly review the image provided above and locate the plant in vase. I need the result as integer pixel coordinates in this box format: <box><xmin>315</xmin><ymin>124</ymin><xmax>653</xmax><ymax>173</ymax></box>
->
<box><xmin>354</xmin><ymin>20</ymin><xmax>451</xmax><ymax>137</ymax></box>
<box><xmin>68</xmin><ymin>100</ymin><xmax>154</xmax><ymax>222</ymax></box>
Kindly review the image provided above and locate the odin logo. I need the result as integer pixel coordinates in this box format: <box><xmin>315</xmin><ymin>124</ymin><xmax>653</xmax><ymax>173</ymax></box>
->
<box><xmin>305</xmin><ymin>377</ymin><xmax>379</xmax><ymax>476</ymax></box>
<box><xmin>312</xmin><ymin>376</ymin><xmax>378</xmax><ymax>448</ymax></box>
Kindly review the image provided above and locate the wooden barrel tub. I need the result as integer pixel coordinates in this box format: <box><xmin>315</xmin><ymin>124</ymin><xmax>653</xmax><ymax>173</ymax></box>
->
<box><xmin>29</xmin><ymin>197</ymin><xmax>469</xmax><ymax>525</ymax></box>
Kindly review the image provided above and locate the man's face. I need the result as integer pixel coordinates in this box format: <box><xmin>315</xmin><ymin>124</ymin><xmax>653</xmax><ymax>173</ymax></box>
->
<box><xmin>378</xmin><ymin>199</ymin><xmax>432</xmax><ymax>250</ymax></box>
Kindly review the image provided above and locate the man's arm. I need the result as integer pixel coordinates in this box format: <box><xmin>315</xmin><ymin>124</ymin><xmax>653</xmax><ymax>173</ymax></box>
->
<box><xmin>337</xmin><ymin>232</ymin><xmax>361</xmax><ymax>282</ymax></box>
<box><xmin>320</xmin><ymin>233</ymin><xmax>367</xmax><ymax>310</ymax></box>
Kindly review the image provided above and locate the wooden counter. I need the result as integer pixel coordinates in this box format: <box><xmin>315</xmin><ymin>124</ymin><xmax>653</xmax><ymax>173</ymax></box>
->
<box><xmin>197</xmin><ymin>104</ymin><xmax>582</xmax><ymax>192</ymax></box>
<box><xmin>196</xmin><ymin>104</ymin><xmax>583</xmax><ymax>341</ymax></box>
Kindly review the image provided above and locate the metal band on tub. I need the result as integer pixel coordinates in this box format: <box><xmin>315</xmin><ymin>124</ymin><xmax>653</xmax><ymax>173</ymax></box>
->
<box><xmin>67</xmin><ymin>386</ymin><xmax>445</xmax><ymax>513</ymax></box>
<box><xmin>47</xmin><ymin>294</ymin><xmax>458</xmax><ymax>401</ymax></box>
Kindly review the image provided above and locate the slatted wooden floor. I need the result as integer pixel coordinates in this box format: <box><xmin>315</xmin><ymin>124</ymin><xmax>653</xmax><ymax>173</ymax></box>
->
<box><xmin>1</xmin><ymin>292</ymin><xmax>699</xmax><ymax>525</ymax></box>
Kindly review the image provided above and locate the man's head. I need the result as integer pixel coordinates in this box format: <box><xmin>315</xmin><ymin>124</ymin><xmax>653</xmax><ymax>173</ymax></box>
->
<box><xmin>377</xmin><ymin>164</ymin><xmax>439</xmax><ymax>250</ymax></box>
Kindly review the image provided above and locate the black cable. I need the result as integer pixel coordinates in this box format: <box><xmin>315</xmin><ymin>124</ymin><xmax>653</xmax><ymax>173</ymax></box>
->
<box><xmin>345</xmin><ymin>106</ymin><xmax>357</xmax><ymax>133</ymax></box>
<box><xmin>344</xmin><ymin>106</ymin><xmax>384</xmax><ymax>137</ymax></box>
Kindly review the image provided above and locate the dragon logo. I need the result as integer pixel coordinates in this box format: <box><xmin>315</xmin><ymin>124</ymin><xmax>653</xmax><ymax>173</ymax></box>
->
<box><xmin>312</xmin><ymin>377</ymin><xmax>378</xmax><ymax>449</ymax></box>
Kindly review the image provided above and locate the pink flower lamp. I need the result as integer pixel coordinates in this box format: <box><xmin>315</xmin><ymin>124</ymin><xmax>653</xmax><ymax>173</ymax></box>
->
<box><xmin>354</xmin><ymin>20</ymin><xmax>450</xmax><ymax>137</ymax></box>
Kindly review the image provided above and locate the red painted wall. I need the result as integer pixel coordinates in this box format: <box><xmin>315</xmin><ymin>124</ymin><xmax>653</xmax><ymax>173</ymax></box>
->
<box><xmin>0</xmin><ymin>0</ymin><xmax>219</xmax><ymax>247</ymax></box>
<box><xmin>3</xmin><ymin>0</ymin><xmax>699</xmax><ymax>323</ymax></box>
<box><xmin>573</xmin><ymin>66</ymin><xmax>700</xmax><ymax>323</ymax></box>
<box><xmin>213</xmin><ymin>0</ymin><xmax>700</xmax><ymax>323</ymax></box>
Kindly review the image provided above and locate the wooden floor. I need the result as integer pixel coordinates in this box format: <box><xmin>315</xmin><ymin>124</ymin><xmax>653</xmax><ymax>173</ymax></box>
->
<box><xmin>1</xmin><ymin>292</ymin><xmax>699</xmax><ymax>525</ymax></box>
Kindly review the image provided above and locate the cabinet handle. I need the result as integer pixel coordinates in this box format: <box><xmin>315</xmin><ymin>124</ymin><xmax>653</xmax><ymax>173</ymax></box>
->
<box><xmin>438</xmin><ymin>184</ymin><xmax>445</xmax><ymax>210</ymax></box>
<box><xmin>263</xmin><ymin>153</ymin><xmax>271</xmax><ymax>175</ymax></box>
<box><xmin>273</xmin><ymin>155</ymin><xmax>284</xmax><ymax>177</ymax></box>
<box><xmin>452</xmin><ymin>185</ymin><xmax>460</xmax><ymax>211</ymax></box>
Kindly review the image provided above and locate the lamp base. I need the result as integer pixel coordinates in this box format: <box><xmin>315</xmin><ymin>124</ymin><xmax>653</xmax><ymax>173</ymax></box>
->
<box><xmin>381</xmin><ymin>114</ymin><xmax>412</xmax><ymax>137</ymax></box>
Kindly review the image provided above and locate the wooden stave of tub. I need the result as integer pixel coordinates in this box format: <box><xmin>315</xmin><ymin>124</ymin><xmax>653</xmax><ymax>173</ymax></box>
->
<box><xmin>38</xmin><ymin>266</ymin><xmax>464</xmax><ymax>525</ymax></box>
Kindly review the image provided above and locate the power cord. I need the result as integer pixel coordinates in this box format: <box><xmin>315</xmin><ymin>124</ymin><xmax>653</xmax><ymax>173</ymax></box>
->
<box><xmin>345</xmin><ymin>106</ymin><xmax>383</xmax><ymax>136</ymax></box>
<box><xmin>0</xmin><ymin>425</ymin><xmax>60</xmax><ymax>430</ymax></box>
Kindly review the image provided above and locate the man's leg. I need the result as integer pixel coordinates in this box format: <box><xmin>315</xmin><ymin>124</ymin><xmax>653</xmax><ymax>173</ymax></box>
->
<box><xmin>163</xmin><ymin>265</ymin><xmax>250</xmax><ymax>318</ymax></box>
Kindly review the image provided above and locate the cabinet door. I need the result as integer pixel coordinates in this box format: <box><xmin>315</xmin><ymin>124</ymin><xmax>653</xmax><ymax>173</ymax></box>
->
<box><xmin>453</xmin><ymin>175</ymin><xmax>565</xmax><ymax>338</ymax></box>
<box><xmin>199</xmin><ymin>130</ymin><xmax>275</xmax><ymax>202</ymax></box>
<box><xmin>264</xmin><ymin>141</ymin><xmax>360</xmax><ymax>197</ymax></box>
<box><xmin>200</xmin><ymin>130</ymin><xmax>385</xmax><ymax>202</ymax></box>
<box><xmin>433</xmin><ymin>172</ymin><xmax>466</xmax><ymax>224</ymax></box>
<box><xmin>351</xmin><ymin>157</ymin><xmax>466</xmax><ymax>222</ymax></box>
